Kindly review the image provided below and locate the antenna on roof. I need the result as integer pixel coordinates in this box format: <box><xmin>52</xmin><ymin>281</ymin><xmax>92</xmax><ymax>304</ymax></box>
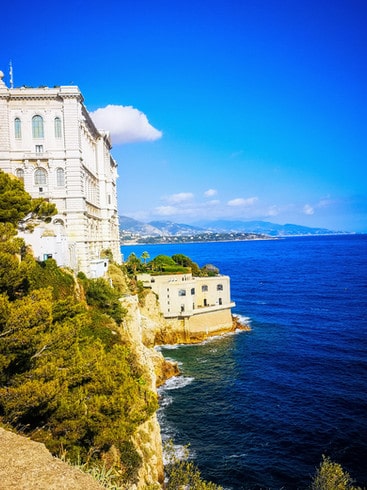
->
<box><xmin>9</xmin><ymin>60</ymin><xmax>14</xmax><ymax>88</ymax></box>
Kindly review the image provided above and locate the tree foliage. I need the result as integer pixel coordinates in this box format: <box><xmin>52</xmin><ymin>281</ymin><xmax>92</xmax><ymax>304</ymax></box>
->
<box><xmin>0</xmin><ymin>170</ymin><xmax>57</xmax><ymax>230</ymax></box>
<box><xmin>172</xmin><ymin>253</ymin><xmax>201</xmax><ymax>276</ymax></box>
<box><xmin>0</xmin><ymin>183</ymin><xmax>158</xmax><ymax>486</ymax></box>
<box><xmin>83</xmin><ymin>277</ymin><xmax>128</xmax><ymax>324</ymax></box>
<box><xmin>311</xmin><ymin>456</ymin><xmax>362</xmax><ymax>490</ymax></box>
<box><xmin>0</xmin><ymin>277</ymin><xmax>157</xmax><ymax>485</ymax></box>
<box><xmin>0</xmin><ymin>170</ymin><xmax>33</xmax><ymax>225</ymax></box>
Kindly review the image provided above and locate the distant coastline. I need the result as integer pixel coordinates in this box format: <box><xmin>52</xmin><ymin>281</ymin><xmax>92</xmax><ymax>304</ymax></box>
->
<box><xmin>120</xmin><ymin>232</ymin><xmax>274</xmax><ymax>245</ymax></box>
<box><xmin>120</xmin><ymin>231</ymin><xmax>356</xmax><ymax>246</ymax></box>
<box><xmin>119</xmin><ymin>216</ymin><xmax>353</xmax><ymax>245</ymax></box>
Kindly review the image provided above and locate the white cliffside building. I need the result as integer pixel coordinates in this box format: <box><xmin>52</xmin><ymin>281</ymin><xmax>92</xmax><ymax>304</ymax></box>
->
<box><xmin>0</xmin><ymin>71</ymin><xmax>121</xmax><ymax>276</ymax></box>
<box><xmin>137</xmin><ymin>272</ymin><xmax>236</xmax><ymax>336</ymax></box>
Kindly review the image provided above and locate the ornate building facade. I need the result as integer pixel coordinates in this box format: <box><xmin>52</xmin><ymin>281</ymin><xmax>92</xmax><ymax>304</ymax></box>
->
<box><xmin>0</xmin><ymin>71</ymin><xmax>121</xmax><ymax>276</ymax></box>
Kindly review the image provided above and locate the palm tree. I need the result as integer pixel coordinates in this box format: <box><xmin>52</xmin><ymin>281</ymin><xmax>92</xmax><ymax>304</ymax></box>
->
<box><xmin>141</xmin><ymin>251</ymin><xmax>150</xmax><ymax>265</ymax></box>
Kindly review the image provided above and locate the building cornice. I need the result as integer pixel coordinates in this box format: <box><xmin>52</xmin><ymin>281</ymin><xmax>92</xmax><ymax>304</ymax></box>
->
<box><xmin>0</xmin><ymin>86</ymin><xmax>83</xmax><ymax>103</ymax></box>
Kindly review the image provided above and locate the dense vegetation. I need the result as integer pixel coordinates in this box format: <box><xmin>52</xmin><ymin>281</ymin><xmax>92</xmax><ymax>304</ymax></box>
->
<box><xmin>125</xmin><ymin>251</ymin><xmax>219</xmax><ymax>277</ymax></box>
<box><xmin>0</xmin><ymin>171</ymin><xmax>157</xmax><ymax>486</ymax></box>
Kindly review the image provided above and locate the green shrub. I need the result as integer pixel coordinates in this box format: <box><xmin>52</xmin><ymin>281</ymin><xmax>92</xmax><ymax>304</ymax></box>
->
<box><xmin>164</xmin><ymin>441</ymin><xmax>223</xmax><ymax>490</ymax></box>
<box><xmin>84</xmin><ymin>277</ymin><xmax>127</xmax><ymax>324</ymax></box>
<box><xmin>311</xmin><ymin>455</ymin><xmax>362</xmax><ymax>490</ymax></box>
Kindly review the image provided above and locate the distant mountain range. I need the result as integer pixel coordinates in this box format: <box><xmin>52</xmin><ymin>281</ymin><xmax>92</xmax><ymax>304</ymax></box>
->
<box><xmin>119</xmin><ymin>216</ymin><xmax>343</xmax><ymax>237</ymax></box>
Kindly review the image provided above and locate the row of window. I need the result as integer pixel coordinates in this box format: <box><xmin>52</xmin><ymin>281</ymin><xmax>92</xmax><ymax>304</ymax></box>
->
<box><xmin>177</xmin><ymin>284</ymin><xmax>223</xmax><ymax>296</ymax></box>
<box><xmin>14</xmin><ymin>116</ymin><xmax>62</xmax><ymax>139</ymax></box>
<box><xmin>16</xmin><ymin>167</ymin><xmax>65</xmax><ymax>186</ymax></box>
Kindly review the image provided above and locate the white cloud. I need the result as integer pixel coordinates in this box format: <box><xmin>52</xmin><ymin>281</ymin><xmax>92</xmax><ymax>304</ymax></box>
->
<box><xmin>90</xmin><ymin>104</ymin><xmax>162</xmax><ymax>144</ymax></box>
<box><xmin>155</xmin><ymin>205</ymin><xmax>178</xmax><ymax>216</ymax></box>
<box><xmin>303</xmin><ymin>204</ymin><xmax>315</xmax><ymax>215</ymax></box>
<box><xmin>204</xmin><ymin>189</ymin><xmax>217</xmax><ymax>197</ymax></box>
<box><xmin>166</xmin><ymin>192</ymin><xmax>194</xmax><ymax>204</ymax></box>
<box><xmin>227</xmin><ymin>197</ymin><xmax>258</xmax><ymax>207</ymax></box>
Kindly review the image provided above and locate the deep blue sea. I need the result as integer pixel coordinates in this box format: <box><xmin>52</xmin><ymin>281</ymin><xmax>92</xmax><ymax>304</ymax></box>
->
<box><xmin>121</xmin><ymin>235</ymin><xmax>367</xmax><ymax>489</ymax></box>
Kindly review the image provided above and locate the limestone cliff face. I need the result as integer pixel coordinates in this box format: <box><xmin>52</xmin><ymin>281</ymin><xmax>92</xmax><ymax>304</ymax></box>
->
<box><xmin>119</xmin><ymin>294</ymin><xmax>177</xmax><ymax>488</ymax></box>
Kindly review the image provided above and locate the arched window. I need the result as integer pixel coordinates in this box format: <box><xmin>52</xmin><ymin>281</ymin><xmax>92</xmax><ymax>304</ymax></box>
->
<box><xmin>202</xmin><ymin>285</ymin><xmax>208</xmax><ymax>292</ymax></box>
<box><xmin>14</xmin><ymin>118</ymin><xmax>22</xmax><ymax>139</ymax></box>
<box><xmin>32</xmin><ymin>115</ymin><xmax>44</xmax><ymax>138</ymax></box>
<box><xmin>54</xmin><ymin>117</ymin><xmax>62</xmax><ymax>138</ymax></box>
<box><xmin>34</xmin><ymin>168</ymin><xmax>47</xmax><ymax>186</ymax></box>
<box><xmin>56</xmin><ymin>168</ymin><xmax>65</xmax><ymax>186</ymax></box>
<box><xmin>15</xmin><ymin>168</ymin><xmax>24</xmax><ymax>182</ymax></box>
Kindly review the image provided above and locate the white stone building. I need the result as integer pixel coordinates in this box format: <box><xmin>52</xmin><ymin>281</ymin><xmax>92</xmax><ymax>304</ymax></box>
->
<box><xmin>138</xmin><ymin>272</ymin><xmax>235</xmax><ymax>318</ymax></box>
<box><xmin>0</xmin><ymin>71</ymin><xmax>121</xmax><ymax>276</ymax></box>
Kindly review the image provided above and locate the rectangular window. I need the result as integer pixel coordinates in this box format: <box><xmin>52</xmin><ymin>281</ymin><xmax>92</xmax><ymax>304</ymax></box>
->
<box><xmin>32</xmin><ymin>115</ymin><xmax>44</xmax><ymax>138</ymax></box>
<box><xmin>35</xmin><ymin>145</ymin><xmax>44</xmax><ymax>153</ymax></box>
<box><xmin>54</xmin><ymin>117</ymin><xmax>62</xmax><ymax>138</ymax></box>
<box><xmin>56</xmin><ymin>168</ymin><xmax>65</xmax><ymax>186</ymax></box>
<box><xmin>14</xmin><ymin>118</ymin><xmax>22</xmax><ymax>139</ymax></box>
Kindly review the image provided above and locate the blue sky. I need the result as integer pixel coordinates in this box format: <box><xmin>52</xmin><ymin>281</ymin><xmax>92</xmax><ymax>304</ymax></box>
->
<box><xmin>2</xmin><ymin>0</ymin><xmax>366</xmax><ymax>231</ymax></box>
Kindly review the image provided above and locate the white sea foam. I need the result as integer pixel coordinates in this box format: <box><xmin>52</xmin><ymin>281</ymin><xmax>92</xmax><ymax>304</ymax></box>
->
<box><xmin>233</xmin><ymin>314</ymin><xmax>252</xmax><ymax>326</ymax></box>
<box><xmin>224</xmin><ymin>453</ymin><xmax>248</xmax><ymax>459</ymax></box>
<box><xmin>157</xmin><ymin>394</ymin><xmax>173</xmax><ymax>408</ymax></box>
<box><xmin>160</xmin><ymin>375</ymin><xmax>194</xmax><ymax>391</ymax></box>
<box><xmin>162</xmin><ymin>442</ymin><xmax>195</xmax><ymax>464</ymax></box>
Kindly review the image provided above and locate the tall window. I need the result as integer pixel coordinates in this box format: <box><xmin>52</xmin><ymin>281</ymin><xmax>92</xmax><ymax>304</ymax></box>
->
<box><xmin>34</xmin><ymin>168</ymin><xmax>47</xmax><ymax>186</ymax></box>
<box><xmin>32</xmin><ymin>115</ymin><xmax>44</xmax><ymax>138</ymax></box>
<box><xmin>15</xmin><ymin>168</ymin><xmax>24</xmax><ymax>182</ymax></box>
<box><xmin>54</xmin><ymin>117</ymin><xmax>62</xmax><ymax>138</ymax></box>
<box><xmin>56</xmin><ymin>168</ymin><xmax>65</xmax><ymax>186</ymax></box>
<box><xmin>14</xmin><ymin>118</ymin><xmax>22</xmax><ymax>139</ymax></box>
